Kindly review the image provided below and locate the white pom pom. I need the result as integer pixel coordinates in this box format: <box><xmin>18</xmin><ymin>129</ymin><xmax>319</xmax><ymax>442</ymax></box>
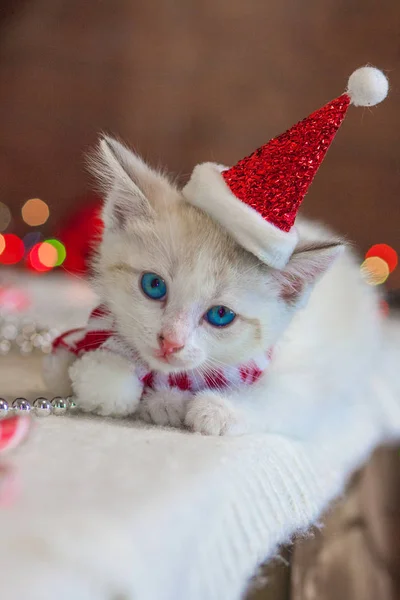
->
<box><xmin>347</xmin><ymin>66</ymin><xmax>388</xmax><ymax>107</ymax></box>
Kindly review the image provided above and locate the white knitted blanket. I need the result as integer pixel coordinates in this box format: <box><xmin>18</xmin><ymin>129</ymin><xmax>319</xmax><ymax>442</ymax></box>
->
<box><xmin>0</xmin><ymin>275</ymin><xmax>399</xmax><ymax>600</ymax></box>
<box><xmin>1</xmin><ymin>350</ymin><xmax>400</xmax><ymax>600</ymax></box>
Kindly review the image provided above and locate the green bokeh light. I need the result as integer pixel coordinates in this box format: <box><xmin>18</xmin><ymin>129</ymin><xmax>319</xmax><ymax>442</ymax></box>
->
<box><xmin>45</xmin><ymin>238</ymin><xmax>66</xmax><ymax>267</ymax></box>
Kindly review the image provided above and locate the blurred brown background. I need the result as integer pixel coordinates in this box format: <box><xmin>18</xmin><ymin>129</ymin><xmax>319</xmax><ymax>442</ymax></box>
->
<box><xmin>0</xmin><ymin>0</ymin><xmax>399</xmax><ymax>285</ymax></box>
<box><xmin>0</xmin><ymin>3</ymin><xmax>399</xmax><ymax>596</ymax></box>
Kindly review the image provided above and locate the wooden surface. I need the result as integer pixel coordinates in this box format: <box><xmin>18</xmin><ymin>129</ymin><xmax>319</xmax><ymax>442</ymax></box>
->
<box><xmin>0</xmin><ymin>0</ymin><xmax>399</xmax><ymax>286</ymax></box>
<box><xmin>291</xmin><ymin>447</ymin><xmax>400</xmax><ymax>600</ymax></box>
<box><xmin>244</xmin><ymin>446</ymin><xmax>400</xmax><ymax>600</ymax></box>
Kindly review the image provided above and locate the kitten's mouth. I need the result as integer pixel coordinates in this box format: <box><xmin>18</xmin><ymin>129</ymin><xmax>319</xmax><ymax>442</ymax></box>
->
<box><xmin>153</xmin><ymin>354</ymin><xmax>187</xmax><ymax>370</ymax></box>
<box><xmin>145</xmin><ymin>348</ymin><xmax>198</xmax><ymax>373</ymax></box>
<box><xmin>155</xmin><ymin>354</ymin><xmax>170</xmax><ymax>364</ymax></box>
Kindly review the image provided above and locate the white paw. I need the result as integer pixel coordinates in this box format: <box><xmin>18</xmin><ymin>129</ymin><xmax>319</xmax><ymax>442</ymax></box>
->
<box><xmin>185</xmin><ymin>392</ymin><xmax>246</xmax><ymax>436</ymax></box>
<box><xmin>138</xmin><ymin>389</ymin><xmax>192</xmax><ymax>428</ymax></box>
<box><xmin>69</xmin><ymin>350</ymin><xmax>143</xmax><ymax>417</ymax></box>
<box><xmin>42</xmin><ymin>349</ymin><xmax>75</xmax><ymax>397</ymax></box>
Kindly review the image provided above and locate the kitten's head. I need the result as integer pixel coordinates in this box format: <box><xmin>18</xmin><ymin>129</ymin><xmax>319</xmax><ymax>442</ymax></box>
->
<box><xmin>91</xmin><ymin>137</ymin><xmax>342</xmax><ymax>373</ymax></box>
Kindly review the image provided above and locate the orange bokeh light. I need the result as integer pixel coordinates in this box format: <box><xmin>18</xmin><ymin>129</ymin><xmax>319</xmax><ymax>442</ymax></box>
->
<box><xmin>38</xmin><ymin>241</ymin><xmax>58</xmax><ymax>268</ymax></box>
<box><xmin>361</xmin><ymin>256</ymin><xmax>390</xmax><ymax>286</ymax></box>
<box><xmin>366</xmin><ymin>244</ymin><xmax>398</xmax><ymax>273</ymax></box>
<box><xmin>26</xmin><ymin>243</ymin><xmax>52</xmax><ymax>272</ymax></box>
<box><xmin>21</xmin><ymin>198</ymin><xmax>50</xmax><ymax>226</ymax></box>
<box><xmin>0</xmin><ymin>234</ymin><xmax>5</xmax><ymax>256</ymax></box>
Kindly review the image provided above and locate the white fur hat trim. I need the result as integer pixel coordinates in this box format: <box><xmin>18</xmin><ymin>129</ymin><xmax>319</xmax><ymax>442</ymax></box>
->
<box><xmin>182</xmin><ymin>162</ymin><xmax>298</xmax><ymax>269</ymax></box>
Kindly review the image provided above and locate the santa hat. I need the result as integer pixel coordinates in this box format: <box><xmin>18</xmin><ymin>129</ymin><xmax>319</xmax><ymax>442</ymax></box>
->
<box><xmin>182</xmin><ymin>66</ymin><xmax>388</xmax><ymax>269</ymax></box>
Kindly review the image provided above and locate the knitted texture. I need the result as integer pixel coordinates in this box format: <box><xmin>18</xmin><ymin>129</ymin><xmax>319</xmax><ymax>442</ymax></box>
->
<box><xmin>0</xmin><ymin>316</ymin><xmax>399</xmax><ymax>599</ymax></box>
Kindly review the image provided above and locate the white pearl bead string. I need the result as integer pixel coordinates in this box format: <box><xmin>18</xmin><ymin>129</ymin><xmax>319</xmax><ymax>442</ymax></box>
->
<box><xmin>0</xmin><ymin>396</ymin><xmax>77</xmax><ymax>419</ymax></box>
<box><xmin>0</xmin><ymin>315</ymin><xmax>61</xmax><ymax>356</ymax></box>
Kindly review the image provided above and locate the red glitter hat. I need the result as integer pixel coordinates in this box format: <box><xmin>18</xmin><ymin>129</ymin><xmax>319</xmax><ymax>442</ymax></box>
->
<box><xmin>183</xmin><ymin>66</ymin><xmax>388</xmax><ymax>269</ymax></box>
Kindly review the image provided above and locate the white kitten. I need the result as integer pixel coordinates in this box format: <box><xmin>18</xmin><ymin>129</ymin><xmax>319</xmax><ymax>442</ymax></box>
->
<box><xmin>44</xmin><ymin>137</ymin><xmax>382</xmax><ymax>437</ymax></box>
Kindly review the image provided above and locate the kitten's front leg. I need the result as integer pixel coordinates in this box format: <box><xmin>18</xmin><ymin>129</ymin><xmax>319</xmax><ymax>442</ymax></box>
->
<box><xmin>69</xmin><ymin>349</ymin><xmax>143</xmax><ymax>417</ymax></box>
<box><xmin>185</xmin><ymin>390</ymin><xmax>247</xmax><ymax>436</ymax></box>
<box><xmin>138</xmin><ymin>388</ymin><xmax>193</xmax><ymax>428</ymax></box>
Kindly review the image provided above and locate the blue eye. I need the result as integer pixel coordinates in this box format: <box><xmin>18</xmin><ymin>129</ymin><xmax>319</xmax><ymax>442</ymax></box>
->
<box><xmin>205</xmin><ymin>305</ymin><xmax>236</xmax><ymax>327</ymax></box>
<box><xmin>141</xmin><ymin>272</ymin><xmax>167</xmax><ymax>300</ymax></box>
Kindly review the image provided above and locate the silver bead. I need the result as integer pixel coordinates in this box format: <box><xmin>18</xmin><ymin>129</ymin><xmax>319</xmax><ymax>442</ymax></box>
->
<box><xmin>51</xmin><ymin>397</ymin><xmax>68</xmax><ymax>415</ymax></box>
<box><xmin>33</xmin><ymin>397</ymin><xmax>52</xmax><ymax>417</ymax></box>
<box><xmin>0</xmin><ymin>399</ymin><xmax>9</xmax><ymax>419</ymax></box>
<box><xmin>12</xmin><ymin>398</ymin><xmax>31</xmax><ymax>414</ymax></box>
<box><xmin>65</xmin><ymin>396</ymin><xmax>76</xmax><ymax>410</ymax></box>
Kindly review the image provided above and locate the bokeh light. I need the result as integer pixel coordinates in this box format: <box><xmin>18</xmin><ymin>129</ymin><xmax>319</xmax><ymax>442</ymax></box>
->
<box><xmin>361</xmin><ymin>256</ymin><xmax>390</xmax><ymax>286</ymax></box>
<box><xmin>366</xmin><ymin>244</ymin><xmax>398</xmax><ymax>274</ymax></box>
<box><xmin>0</xmin><ymin>234</ymin><xmax>24</xmax><ymax>265</ymax></box>
<box><xmin>21</xmin><ymin>198</ymin><xmax>50</xmax><ymax>226</ymax></box>
<box><xmin>0</xmin><ymin>234</ymin><xmax>5</xmax><ymax>256</ymax></box>
<box><xmin>0</xmin><ymin>202</ymin><xmax>11</xmax><ymax>232</ymax></box>
<box><xmin>26</xmin><ymin>239</ymin><xmax>66</xmax><ymax>272</ymax></box>
<box><xmin>23</xmin><ymin>231</ymin><xmax>42</xmax><ymax>253</ymax></box>
<box><xmin>45</xmin><ymin>238</ymin><xmax>66</xmax><ymax>266</ymax></box>
<box><xmin>26</xmin><ymin>243</ymin><xmax>52</xmax><ymax>272</ymax></box>
<box><xmin>38</xmin><ymin>242</ymin><xmax>58</xmax><ymax>268</ymax></box>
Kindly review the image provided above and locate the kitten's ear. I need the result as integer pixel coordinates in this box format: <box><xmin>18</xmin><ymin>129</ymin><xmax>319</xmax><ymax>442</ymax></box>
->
<box><xmin>275</xmin><ymin>241</ymin><xmax>344</xmax><ymax>305</ymax></box>
<box><xmin>90</xmin><ymin>136</ymin><xmax>169</xmax><ymax>230</ymax></box>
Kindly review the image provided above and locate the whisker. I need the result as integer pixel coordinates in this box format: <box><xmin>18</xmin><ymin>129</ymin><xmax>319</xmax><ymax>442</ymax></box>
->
<box><xmin>197</xmin><ymin>359</ymin><xmax>229</xmax><ymax>392</ymax></box>
<box><xmin>190</xmin><ymin>368</ymin><xmax>203</xmax><ymax>392</ymax></box>
<box><xmin>105</xmin><ymin>299</ymin><xmax>146</xmax><ymax>328</ymax></box>
<box><xmin>201</xmin><ymin>358</ymin><xmax>244</xmax><ymax>393</ymax></box>
<box><xmin>61</xmin><ymin>266</ymin><xmax>91</xmax><ymax>284</ymax></box>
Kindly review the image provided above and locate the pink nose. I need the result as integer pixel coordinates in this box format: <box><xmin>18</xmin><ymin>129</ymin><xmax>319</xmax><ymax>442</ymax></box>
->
<box><xmin>158</xmin><ymin>335</ymin><xmax>184</xmax><ymax>356</ymax></box>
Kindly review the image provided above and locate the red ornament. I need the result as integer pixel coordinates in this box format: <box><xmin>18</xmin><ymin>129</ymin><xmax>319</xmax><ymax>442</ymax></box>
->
<box><xmin>57</xmin><ymin>193</ymin><xmax>103</xmax><ymax>275</ymax></box>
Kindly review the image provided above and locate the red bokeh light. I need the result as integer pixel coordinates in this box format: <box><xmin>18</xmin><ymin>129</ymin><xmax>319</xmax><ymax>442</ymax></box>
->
<box><xmin>366</xmin><ymin>244</ymin><xmax>398</xmax><ymax>274</ymax></box>
<box><xmin>0</xmin><ymin>234</ymin><xmax>24</xmax><ymax>265</ymax></box>
<box><xmin>26</xmin><ymin>243</ymin><xmax>52</xmax><ymax>272</ymax></box>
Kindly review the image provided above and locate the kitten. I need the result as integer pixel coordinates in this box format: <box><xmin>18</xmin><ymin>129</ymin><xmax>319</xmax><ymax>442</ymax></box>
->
<box><xmin>44</xmin><ymin>137</ymin><xmax>382</xmax><ymax>437</ymax></box>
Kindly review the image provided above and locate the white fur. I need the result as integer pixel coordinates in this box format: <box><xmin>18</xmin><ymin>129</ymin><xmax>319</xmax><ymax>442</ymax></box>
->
<box><xmin>43</xmin><ymin>349</ymin><xmax>75</xmax><ymax>397</ymax></box>
<box><xmin>185</xmin><ymin>391</ymin><xmax>246</xmax><ymax>436</ymax></box>
<box><xmin>138</xmin><ymin>388</ymin><xmax>192</xmax><ymax>427</ymax></box>
<box><xmin>182</xmin><ymin>162</ymin><xmax>298</xmax><ymax>269</ymax></box>
<box><xmin>50</xmin><ymin>137</ymin><xmax>389</xmax><ymax>439</ymax></box>
<box><xmin>347</xmin><ymin>66</ymin><xmax>388</xmax><ymax>107</ymax></box>
<box><xmin>69</xmin><ymin>349</ymin><xmax>143</xmax><ymax>417</ymax></box>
